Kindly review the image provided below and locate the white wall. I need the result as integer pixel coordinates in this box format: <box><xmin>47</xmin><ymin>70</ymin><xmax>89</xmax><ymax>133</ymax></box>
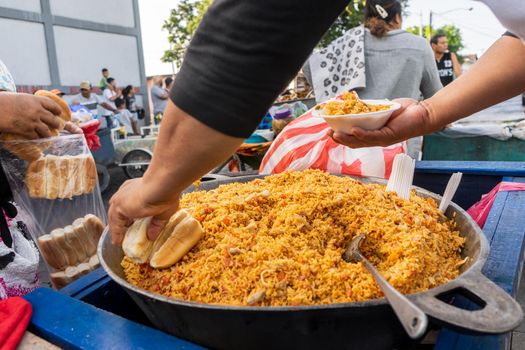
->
<box><xmin>54</xmin><ymin>26</ymin><xmax>141</xmax><ymax>87</ymax></box>
<box><xmin>0</xmin><ymin>0</ymin><xmax>41</xmax><ymax>12</ymax></box>
<box><xmin>0</xmin><ymin>18</ymin><xmax>51</xmax><ymax>85</ymax></box>
<box><xmin>50</xmin><ymin>0</ymin><xmax>135</xmax><ymax>28</ymax></box>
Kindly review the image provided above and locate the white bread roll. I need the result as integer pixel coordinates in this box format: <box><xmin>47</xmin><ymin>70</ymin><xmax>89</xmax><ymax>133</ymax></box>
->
<box><xmin>45</xmin><ymin>155</ymin><xmax>60</xmax><ymax>200</ymax></box>
<box><xmin>149</xmin><ymin>213</ymin><xmax>204</xmax><ymax>269</ymax></box>
<box><xmin>122</xmin><ymin>217</ymin><xmax>154</xmax><ymax>264</ymax></box>
<box><xmin>38</xmin><ymin>234</ymin><xmax>67</xmax><ymax>270</ymax></box>
<box><xmin>64</xmin><ymin>225</ymin><xmax>88</xmax><ymax>264</ymax></box>
<box><xmin>73</xmin><ymin>218</ymin><xmax>97</xmax><ymax>257</ymax></box>
<box><xmin>26</xmin><ymin>157</ymin><xmax>47</xmax><ymax>198</ymax></box>
<box><xmin>50</xmin><ymin>271</ymin><xmax>72</xmax><ymax>289</ymax></box>
<box><xmin>50</xmin><ymin>228</ymin><xmax>77</xmax><ymax>266</ymax></box>
<box><xmin>83</xmin><ymin>214</ymin><xmax>104</xmax><ymax>249</ymax></box>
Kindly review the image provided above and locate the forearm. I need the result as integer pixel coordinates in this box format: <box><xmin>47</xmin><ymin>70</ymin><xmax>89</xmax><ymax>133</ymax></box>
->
<box><xmin>101</xmin><ymin>102</ymin><xmax>116</xmax><ymax>111</ymax></box>
<box><xmin>424</xmin><ymin>36</ymin><xmax>525</xmax><ymax>130</ymax></box>
<box><xmin>142</xmin><ymin>101</ymin><xmax>243</xmax><ymax>204</ymax></box>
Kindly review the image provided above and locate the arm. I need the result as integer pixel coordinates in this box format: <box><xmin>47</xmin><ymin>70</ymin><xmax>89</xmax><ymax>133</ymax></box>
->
<box><xmin>100</xmin><ymin>102</ymin><xmax>117</xmax><ymax>112</ymax></box>
<box><xmin>420</xmin><ymin>44</ymin><xmax>443</xmax><ymax>99</ymax></box>
<box><xmin>108</xmin><ymin>101</ymin><xmax>243</xmax><ymax>244</ymax></box>
<box><xmin>108</xmin><ymin>0</ymin><xmax>350</xmax><ymax>243</ymax></box>
<box><xmin>330</xmin><ymin>35</ymin><xmax>525</xmax><ymax>148</ymax></box>
<box><xmin>451</xmin><ymin>52</ymin><xmax>462</xmax><ymax>78</ymax></box>
<box><xmin>153</xmin><ymin>87</ymin><xmax>169</xmax><ymax>100</ymax></box>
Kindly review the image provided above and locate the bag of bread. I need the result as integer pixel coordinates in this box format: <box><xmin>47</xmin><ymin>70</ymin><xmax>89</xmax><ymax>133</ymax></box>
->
<box><xmin>0</xmin><ymin>134</ymin><xmax>106</xmax><ymax>289</ymax></box>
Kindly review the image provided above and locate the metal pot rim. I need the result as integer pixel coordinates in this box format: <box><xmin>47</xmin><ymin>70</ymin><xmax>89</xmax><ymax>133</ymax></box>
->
<box><xmin>98</xmin><ymin>175</ymin><xmax>489</xmax><ymax>312</ymax></box>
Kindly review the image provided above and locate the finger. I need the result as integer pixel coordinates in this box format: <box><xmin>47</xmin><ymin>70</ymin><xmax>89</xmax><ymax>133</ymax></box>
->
<box><xmin>64</xmin><ymin>122</ymin><xmax>83</xmax><ymax>134</ymax></box>
<box><xmin>35</xmin><ymin>124</ymin><xmax>53</xmax><ymax>139</ymax></box>
<box><xmin>147</xmin><ymin>205</ymin><xmax>179</xmax><ymax>241</ymax></box>
<box><xmin>40</xmin><ymin>112</ymin><xmax>61</xmax><ymax>130</ymax></box>
<box><xmin>109</xmin><ymin>206</ymin><xmax>131</xmax><ymax>245</ymax></box>
<box><xmin>39</xmin><ymin>97</ymin><xmax>62</xmax><ymax>116</ymax></box>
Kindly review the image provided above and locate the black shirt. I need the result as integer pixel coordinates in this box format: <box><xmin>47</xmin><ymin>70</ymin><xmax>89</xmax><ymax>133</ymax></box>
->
<box><xmin>436</xmin><ymin>52</ymin><xmax>454</xmax><ymax>87</ymax></box>
<box><xmin>170</xmin><ymin>0</ymin><xmax>348</xmax><ymax>138</ymax></box>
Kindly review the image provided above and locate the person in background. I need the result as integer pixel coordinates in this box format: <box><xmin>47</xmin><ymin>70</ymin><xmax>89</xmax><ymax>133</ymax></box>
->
<box><xmin>151</xmin><ymin>76</ymin><xmax>169</xmax><ymax>125</ymax></box>
<box><xmin>114</xmin><ymin>98</ymin><xmax>135</xmax><ymax>136</ymax></box>
<box><xmin>50</xmin><ymin>89</ymin><xmax>66</xmax><ymax>98</ymax></box>
<box><xmin>304</xmin><ymin>0</ymin><xmax>442</xmax><ymax>101</ymax></box>
<box><xmin>122</xmin><ymin>85</ymin><xmax>141</xmax><ymax>135</ymax></box>
<box><xmin>71</xmin><ymin>81</ymin><xmax>117</xmax><ymax>122</ymax></box>
<box><xmin>102</xmin><ymin>77</ymin><xmax>121</xmax><ymax>129</ymax></box>
<box><xmin>99</xmin><ymin>68</ymin><xmax>109</xmax><ymax>90</ymax></box>
<box><xmin>431</xmin><ymin>33</ymin><xmax>462</xmax><ymax>87</ymax></box>
<box><xmin>164</xmin><ymin>76</ymin><xmax>174</xmax><ymax>91</ymax></box>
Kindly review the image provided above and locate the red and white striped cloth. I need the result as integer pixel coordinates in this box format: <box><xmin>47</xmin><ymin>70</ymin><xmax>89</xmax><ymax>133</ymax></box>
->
<box><xmin>260</xmin><ymin>109</ymin><xmax>406</xmax><ymax>178</ymax></box>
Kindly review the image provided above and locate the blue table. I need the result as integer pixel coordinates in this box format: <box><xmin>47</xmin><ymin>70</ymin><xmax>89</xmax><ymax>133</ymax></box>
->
<box><xmin>24</xmin><ymin>161</ymin><xmax>525</xmax><ymax>350</ymax></box>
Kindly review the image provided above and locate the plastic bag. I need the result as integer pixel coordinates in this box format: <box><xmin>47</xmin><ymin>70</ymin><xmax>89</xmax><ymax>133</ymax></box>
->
<box><xmin>0</xmin><ymin>223</ymin><xmax>39</xmax><ymax>299</ymax></box>
<box><xmin>0</xmin><ymin>134</ymin><xmax>106</xmax><ymax>289</ymax></box>
<box><xmin>467</xmin><ymin>182</ymin><xmax>525</xmax><ymax>228</ymax></box>
<box><xmin>260</xmin><ymin>108</ymin><xmax>406</xmax><ymax>178</ymax></box>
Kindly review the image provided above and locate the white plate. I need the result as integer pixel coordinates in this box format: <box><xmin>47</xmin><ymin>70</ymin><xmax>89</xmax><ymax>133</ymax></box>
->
<box><xmin>315</xmin><ymin>99</ymin><xmax>401</xmax><ymax>133</ymax></box>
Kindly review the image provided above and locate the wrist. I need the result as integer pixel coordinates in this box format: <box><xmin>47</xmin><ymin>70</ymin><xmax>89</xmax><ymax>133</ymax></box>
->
<box><xmin>419</xmin><ymin>100</ymin><xmax>444</xmax><ymax>134</ymax></box>
<box><xmin>141</xmin><ymin>166</ymin><xmax>183</xmax><ymax>206</ymax></box>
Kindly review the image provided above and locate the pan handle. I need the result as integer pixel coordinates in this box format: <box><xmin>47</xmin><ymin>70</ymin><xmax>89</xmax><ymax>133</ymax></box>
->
<box><xmin>411</xmin><ymin>271</ymin><xmax>523</xmax><ymax>334</ymax></box>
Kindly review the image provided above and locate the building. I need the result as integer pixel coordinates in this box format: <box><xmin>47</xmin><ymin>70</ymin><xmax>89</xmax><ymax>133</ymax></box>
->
<box><xmin>0</xmin><ymin>0</ymin><xmax>148</xmax><ymax>114</ymax></box>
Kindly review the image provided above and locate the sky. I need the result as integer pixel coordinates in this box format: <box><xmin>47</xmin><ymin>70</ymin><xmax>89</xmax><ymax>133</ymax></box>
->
<box><xmin>138</xmin><ymin>0</ymin><xmax>505</xmax><ymax>76</ymax></box>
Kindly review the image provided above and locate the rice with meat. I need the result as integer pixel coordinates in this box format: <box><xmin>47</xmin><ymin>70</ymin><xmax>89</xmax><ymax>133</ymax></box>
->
<box><xmin>122</xmin><ymin>170</ymin><xmax>465</xmax><ymax>306</ymax></box>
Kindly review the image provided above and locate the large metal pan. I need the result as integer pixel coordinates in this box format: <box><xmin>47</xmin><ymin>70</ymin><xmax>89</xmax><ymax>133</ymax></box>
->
<box><xmin>98</xmin><ymin>175</ymin><xmax>523</xmax><ymax>350</ymax></box>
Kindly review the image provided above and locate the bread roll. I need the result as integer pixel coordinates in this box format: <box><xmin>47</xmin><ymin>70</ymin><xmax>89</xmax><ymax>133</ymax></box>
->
<box><xmin>83</xmin><ymin>155</ymin><xmax>97</xmax><ymax>193</ymax></box>
<box><xmin>50</xmin><ymin>228</ymin><xmax>77</xmax><ymax>266</ymax></box>
<box><xmin>71</xmin><ymin>155</ymin><xmax>84</xmax><ymax>197</ymax></box>
<box><xmin>89</xmin><ymin>254</ymin><xmax>100</xmax><ymax>270</ymax></box>
<box><xmin>50</xmin><ymin>271</ymin><xmax>72</xmax><ymax>289</ymax></box>
<box><xmin>64</xmin><ymin>225</ymin><xmax>88</xmax><ymax>264</ymax></box>
<box><xmin>122</xmin><ymin>217</ymin><xmax>154</xmax><ymax>264</ymax></box>
<box><xmin>83</xmin><ymin>214</ymin><xmax>104</xmax><ymax>249</ymax></box>
<box><xmin>0</xmin><ymin>133</ymin><xmax>43</xmax><ymax>161</ymax></box>
<box><xmin>149</xmin><ymin>213</ymin><xmax>204</xmax><ymax>269</ymax></box>
<box><xmin>26</xmin><ymin>157</ymin><xmax>47</xmax><ymax>198</ymax></box>
<box><xmin>59</xmin><ymin>156</ymin><xmax>74</xmax><ymax>199</ymax></box>
<box><xmin>34</xmin><ymin>90</ymin><xmax>71</xmax><ymax>122</ymax></box>
<box><xmin>45</xmin><ymin>155</ymin><xmax>60</xmax><ymax>200</ymax></box>
<box><xmin>77</xmin><ymin>262</ymin><xmax>91</xmax><ymax>277</ymax></box>
<box><xmin>150</xmin><ymin>210</ymin><xmax>189</xmax><ymax>256</ymax></box>
<box><xmin>73</xmin><ymin>218</ymin><xmax>97</xmax><ymax>257</ymax></box>
<box><xmin>37</xmin><ymin>234</ymin><xmax>67</xmax><ymax>270</ymax></box>
<box><xmin>65</xmin><ymin>266</ymin><xmax>78</xmax><ymax>279</ymax></box>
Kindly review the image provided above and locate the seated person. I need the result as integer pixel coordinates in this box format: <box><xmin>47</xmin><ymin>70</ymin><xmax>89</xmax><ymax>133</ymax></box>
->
<box><xmin>114</xmin><ymin>98</ymin><xmax>136</xmax><ymax>136</ymax></box>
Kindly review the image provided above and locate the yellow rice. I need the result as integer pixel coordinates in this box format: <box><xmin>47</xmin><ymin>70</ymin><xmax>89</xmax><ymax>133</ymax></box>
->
<box><xmin>122</xmin><ymin>170</ymin><xmax>465</xmax><ymax>306</ymax></box>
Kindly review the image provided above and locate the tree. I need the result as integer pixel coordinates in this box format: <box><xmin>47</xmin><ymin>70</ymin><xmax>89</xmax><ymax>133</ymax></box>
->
<box><xmin>161</xmin><ymin>0</ymin><xmax>212</xmax><ymax>68</ymax></box>
<box><xmin>162</xmin><ymin>0</ymin><xmax>410</xmax><ymax>67</ymax></box>
<box><xmin>406</xmin><ymin>24</ymin><xmax>465</xmax><ymax>54</ymax></box>
<box><xmin>319</xmin><ymin>0</ymin><xmax>410</xmax><ymax>48</ymax></box>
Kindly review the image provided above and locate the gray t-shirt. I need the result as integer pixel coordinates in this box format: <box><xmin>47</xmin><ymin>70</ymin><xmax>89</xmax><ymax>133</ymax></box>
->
<box><xmin>151</xmin><ymin>85</ymin><xmax>168</xmax><ymax>114</ymax></box>
<box><xmin>354</xmin><ymin>29</ymin><xmax>442</xmax><ymax>100</ymax></box>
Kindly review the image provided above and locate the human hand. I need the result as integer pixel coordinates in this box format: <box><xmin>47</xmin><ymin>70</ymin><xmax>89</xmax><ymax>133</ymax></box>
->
<box><xmin>328</xmin><ymin>98</ymin><xmax>433</xmax><ymax>148</ymax></box>
<box><xmin>0</xmin><ymin>93</ymin><xmax>62</xmax><ymax>139</ymax></box>
<box><xmin>64</xmin><ymin>122</ymin><xmax>83</xmax><ymax>134</ymax></box>
<box><xmin>108</xmin><ymin>178</ymin><xmax>180</xmax><ymax>245</ymax></box>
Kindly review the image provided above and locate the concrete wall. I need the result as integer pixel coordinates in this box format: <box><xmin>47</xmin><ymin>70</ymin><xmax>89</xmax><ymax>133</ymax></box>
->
<box><xmin>54</xmin><ymin>26</ymin><xmax>141</xmax><ymax>87</ymax></box>
<box><xmin>0</xmin><ymin>18</ymin><xmax>51</xmax><ymax>85</ymax></box>
<box><xmin>0</xmin><ymin>0</ymin><xmax>148</xmax><ymax>116</ymax></box>
<box><xmin>50</xmin><ymin>0</ymin><xmax>134</xmax><ymax>28</ymax></box>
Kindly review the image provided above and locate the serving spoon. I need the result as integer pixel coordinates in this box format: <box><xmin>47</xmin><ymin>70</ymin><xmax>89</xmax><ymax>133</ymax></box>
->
<box><xmin>343</xmin><ymin>234</ymin><xmax>428</xmax><ymax>339</ymax></box>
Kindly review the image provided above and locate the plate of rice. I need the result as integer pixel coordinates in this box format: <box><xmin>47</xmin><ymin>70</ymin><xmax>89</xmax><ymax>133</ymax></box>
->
<box><xmin>314</xmin><ymin>91</ymin><xmax>400</xmax><ymax>133</ymax></box>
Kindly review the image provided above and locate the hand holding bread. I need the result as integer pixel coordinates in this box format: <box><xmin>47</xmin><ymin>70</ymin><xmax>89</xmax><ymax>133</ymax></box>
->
<box><xmin>122</xmin><ymin>210</ymin><xmax>204</xmax><ymax>268</ymax></box>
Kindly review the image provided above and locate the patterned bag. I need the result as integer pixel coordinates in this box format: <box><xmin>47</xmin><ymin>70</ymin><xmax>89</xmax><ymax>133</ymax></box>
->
<box><xmin>259</xmin><ymin>108</ymin><xmax>406</xmax><ymax>178</ymax></box>
<box><xmin>0</xmin><ymin>222</ymin><xmax>39</xmax><ymax>299</ymax></box>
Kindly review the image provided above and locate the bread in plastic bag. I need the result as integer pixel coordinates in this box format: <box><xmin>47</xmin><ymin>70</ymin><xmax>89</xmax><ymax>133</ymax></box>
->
<box><xmin>0</xmin><ymin>134</ymin><xmax>106</xmax><ymax>289</ymax></box>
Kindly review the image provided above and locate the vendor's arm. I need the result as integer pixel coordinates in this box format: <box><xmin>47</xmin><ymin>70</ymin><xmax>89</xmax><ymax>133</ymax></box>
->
<box><xmin>331</xmin><ymin>35</ymin><xmax>525</xmax><ymax>148</ymax></box>
<box><xmin>109</xmin><ymin>101</ymin><xmax>243</xmax><ymax>244</ymax></box>
<box><xmin>108</xmin><ymin>0</ymin><xmax>349</xmax><ymax>244</ymax></box>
